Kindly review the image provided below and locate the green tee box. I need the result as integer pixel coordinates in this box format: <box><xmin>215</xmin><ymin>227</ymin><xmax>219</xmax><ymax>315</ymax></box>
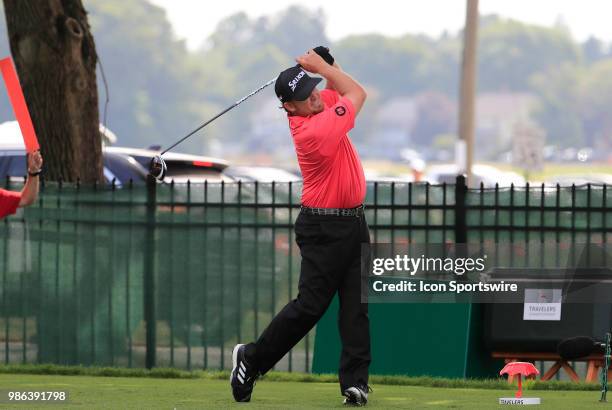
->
<box><xmin>312</xmin><ymin>297</ymin><xmax>501</xmax><ymax>378</ymax></box>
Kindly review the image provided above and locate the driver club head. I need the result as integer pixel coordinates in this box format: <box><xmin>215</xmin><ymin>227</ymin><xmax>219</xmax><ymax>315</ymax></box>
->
<box><xmin>149</xmin><ymin>155</ymin><xmax>167</xmax><ymax>181</ymax></box>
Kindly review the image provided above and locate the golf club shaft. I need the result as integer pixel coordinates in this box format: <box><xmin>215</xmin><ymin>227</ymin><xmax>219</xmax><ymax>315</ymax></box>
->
<box><xmin>160</xmin><ymin>78</ymin><xmax>276</xmax><ymax>156</ymax></box>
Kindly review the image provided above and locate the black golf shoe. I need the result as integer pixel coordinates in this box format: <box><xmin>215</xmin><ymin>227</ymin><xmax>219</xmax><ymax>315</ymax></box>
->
<box><xmin>343</xmin><ymin>385</ymin><xmax>370</xmax><ymax>406</ymax></box>
<box><xmin>230</xmin><ymin>344</ymin><xmax>259</xmax><ymax>402</ymax></box>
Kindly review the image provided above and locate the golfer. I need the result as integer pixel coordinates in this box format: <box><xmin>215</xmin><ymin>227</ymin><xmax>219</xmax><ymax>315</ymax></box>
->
<box><xmin>231</xmin><ymin>48</ymin><xmax>371</xmax><ymax>406</ymax></box>
<box><xmin>0</xmin><ymin>150</ymin><xmax>43</xmax><ymax>219</ymax></box>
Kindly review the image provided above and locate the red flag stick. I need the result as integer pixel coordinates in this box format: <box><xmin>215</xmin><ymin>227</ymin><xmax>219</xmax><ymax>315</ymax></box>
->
<box><xmin>0</xmin><ymin>57</ymin><xmax>40</xmax><ymax>153</ymax></box>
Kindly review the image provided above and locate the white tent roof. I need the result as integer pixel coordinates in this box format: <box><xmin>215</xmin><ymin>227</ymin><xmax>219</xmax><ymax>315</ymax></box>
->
<box><xmin>0</xmin><ymin>121</ymin><xmax>117</xmax><ymax>150</ymax></box>
<box><xmin>0</xmin><ymin>121</ymin><xmax>24</xmax><ymax>149</ymax></box>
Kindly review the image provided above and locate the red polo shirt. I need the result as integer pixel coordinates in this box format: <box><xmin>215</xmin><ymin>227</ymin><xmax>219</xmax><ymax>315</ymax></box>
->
<box><xmin>0</xmin><ymin>189</ymin><xmax>20</xmax><ymax>219</ymax></box>
<box><xmin>289</xmin><ymin>89</ymin><xmax>366</xmax><ymax>208</ymax></box>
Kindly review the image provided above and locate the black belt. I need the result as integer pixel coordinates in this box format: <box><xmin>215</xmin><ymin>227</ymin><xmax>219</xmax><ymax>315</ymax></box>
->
<box><xmin>300</xmin><ymin>204</ymin><xmax>365</xmax><ymax>217</ymax></box>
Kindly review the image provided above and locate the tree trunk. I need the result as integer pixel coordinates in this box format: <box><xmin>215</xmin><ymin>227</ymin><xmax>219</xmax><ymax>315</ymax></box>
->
<box><xmin>3</xmin><ymin>0</ymin><xmax>102</xmax><ymax>182</ymax></box>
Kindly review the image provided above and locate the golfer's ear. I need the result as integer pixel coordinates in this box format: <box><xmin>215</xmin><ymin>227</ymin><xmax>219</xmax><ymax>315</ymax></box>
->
<box><xmin>283</xmin><ymin>102</ymin><xmax>296</xmax><ymax>113</ymax></box>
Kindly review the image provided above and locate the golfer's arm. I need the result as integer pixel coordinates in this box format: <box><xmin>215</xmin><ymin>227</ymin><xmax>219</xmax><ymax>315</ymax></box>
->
<box><xmin>19</xmin><ymin>175</ymin><xmax>39</xmax><ymax>207</ymax></box>
<box><xmin>325</xmin><ymin>62</ymin><xmax>341</xmax><ymax>91</ymax></box>
<box><xmin>319</xmin><ymin>65</ymin><xmax>366</xmax><ymax>114</ymax></box>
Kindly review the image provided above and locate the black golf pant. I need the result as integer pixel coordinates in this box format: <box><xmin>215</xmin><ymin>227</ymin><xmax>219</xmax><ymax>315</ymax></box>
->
<box><xmin>251</xmin><ymin>210</ymin><xmax>371</xmax><ymax>392</ymax></box>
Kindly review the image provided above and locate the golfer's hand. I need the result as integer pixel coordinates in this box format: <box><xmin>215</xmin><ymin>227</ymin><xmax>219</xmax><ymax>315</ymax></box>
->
<box><xmin>27</xmin><ymin>150</ymin><xmax>43</xmax><ymax>174</ymax></box>
<box><xmin>296</xmin><ymin>49</ymin><xmax>328</xmax><ymax>74</ymax></box>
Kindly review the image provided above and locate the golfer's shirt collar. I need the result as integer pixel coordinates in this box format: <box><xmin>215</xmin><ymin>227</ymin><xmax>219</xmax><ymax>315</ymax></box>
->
<box><xmin>288</xmin><ymin>111</ymin><xmax>316</xmax><ymax>132</ymax></box>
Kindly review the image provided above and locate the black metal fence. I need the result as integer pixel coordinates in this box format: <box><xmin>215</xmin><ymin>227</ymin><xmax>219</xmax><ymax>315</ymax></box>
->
<box><xmin>0</xmin><ymin>176</ymin><xmax>610</xmax><ymax>372</ymax></box>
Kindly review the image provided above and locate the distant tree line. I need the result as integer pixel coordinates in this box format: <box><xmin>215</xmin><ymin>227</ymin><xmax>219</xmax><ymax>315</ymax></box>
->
<box><xmin>0</xmin><ymin>1</ymin><xmax>609</xmax><ymax>158</ymax></box>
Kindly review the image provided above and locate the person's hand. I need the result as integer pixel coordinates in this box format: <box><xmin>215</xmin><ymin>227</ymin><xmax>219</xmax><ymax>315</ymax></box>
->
<box><xmin>296</xmin><ymin>49</ymin><xmax>329</xmax><ymax>74</ymax></box>
<box><xmin>27</xmin><ymin>150</ymin><xmax>43</xmax><ymax>175</ymax></box>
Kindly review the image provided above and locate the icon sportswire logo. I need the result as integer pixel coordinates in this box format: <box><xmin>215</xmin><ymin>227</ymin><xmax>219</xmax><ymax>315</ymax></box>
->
<box><xmin>288</xmin><ymin>70</ymin><xmax>305</xmax><ymax>91</ymax></box>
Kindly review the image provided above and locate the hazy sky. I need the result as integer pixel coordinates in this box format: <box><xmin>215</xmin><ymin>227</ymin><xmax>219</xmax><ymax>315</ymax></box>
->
<box><xmin>150</xmin><ymin>0</ymin><xmax>612</xmax><ymax>50</ymax></box>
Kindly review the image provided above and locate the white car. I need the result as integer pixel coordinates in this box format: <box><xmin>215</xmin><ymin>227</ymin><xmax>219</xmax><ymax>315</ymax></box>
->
<box><xmin>545</xmin><ymin>174</ymin><xmax>612</xmax><ymax>187</ymax></box>
<box><xmin>224</xmin><ymin>166</ymin><xmax>302</xmax><ymax>183</ymax></box>
<box><xmin>425</xmin><ymin>164</ymin><xmax>526</xmax><ymax>187</ymax></box>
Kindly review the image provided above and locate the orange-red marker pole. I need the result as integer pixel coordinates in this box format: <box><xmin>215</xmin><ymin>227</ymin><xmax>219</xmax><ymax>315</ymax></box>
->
<box><xmin>0</xmin><ymin>57</ymin><xmax>40</xmax><ymax>153</ymax></box>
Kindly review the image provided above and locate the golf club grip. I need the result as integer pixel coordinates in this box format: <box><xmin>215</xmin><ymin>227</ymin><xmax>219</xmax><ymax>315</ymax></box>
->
<box><xmin>160</xmin><ymin>78</ymin><xmax>276</xmax><ymax>156</ymax></box>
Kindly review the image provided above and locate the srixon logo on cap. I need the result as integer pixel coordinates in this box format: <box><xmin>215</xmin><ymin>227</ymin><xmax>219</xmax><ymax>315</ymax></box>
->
<box><xmin>288</xmin><ymin>70</ymin><xmax>305</xmax><ymax>91</ymax></box>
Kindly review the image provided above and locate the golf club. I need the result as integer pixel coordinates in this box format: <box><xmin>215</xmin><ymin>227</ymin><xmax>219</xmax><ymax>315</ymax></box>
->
<box><xmin>149</xmin><ymin>77</ymin><xmax>276</xmax><ymax>180</ymax></box>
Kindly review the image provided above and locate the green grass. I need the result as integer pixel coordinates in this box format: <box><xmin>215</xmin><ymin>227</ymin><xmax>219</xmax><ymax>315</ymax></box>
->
<box><xmin>0</xmin><ymin>374</ymin><xmax>605</xmax><ymax>409</ymax></box>
<box><xmin>0</xmin><ymin>364</ymin><xmax>601</xmax><ymax>391</ymax></box>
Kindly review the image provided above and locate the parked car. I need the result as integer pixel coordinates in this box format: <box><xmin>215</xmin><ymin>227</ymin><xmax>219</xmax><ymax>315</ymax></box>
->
<box><xmin>0</xmin><ymin>147</ymin><xmax>149</xmax><ymax>187</ymax></box>
<box><xmin>424</xmin><ymin>164</ymin><xmax>526</xmax><ymax>187</ymax></box>
<box><xmin>364</xmin><ymin>169</ymin><xmax>414</xmax><ymax>183</ymax></box>
<box><xmin>105</xmin><ymin>146</ymin><xmax>233</xmax><ymax>183</ymax></box>
<box><xmin>224</xmin><ymin>166</ymin><xmax>302</xmax><ymax>183</ymax></box>
<box><xmin>223</xmin><ymin>165</ymin><xmax>303</xmax><ymax>205</ymax></box>
<box><xmin>102</xmin><ymin>151</ymin><xmax>148</xmax><ymax>185</ymax></box>
<box><xmin>0</xmin><ymin>121</ymin><xmax>152</xmax><ymax>186</ymax></box>
<box><xmin>545</xmin><ymin>173</ymin><xmax>612</xmax><ymax>187</ymax></box>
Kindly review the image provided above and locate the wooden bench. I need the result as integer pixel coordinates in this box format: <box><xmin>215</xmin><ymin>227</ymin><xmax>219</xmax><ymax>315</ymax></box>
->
<box><xmin>492</xmin><ymin>352</ymin><xmax>611</xmax><ymax>383</ymax></box>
